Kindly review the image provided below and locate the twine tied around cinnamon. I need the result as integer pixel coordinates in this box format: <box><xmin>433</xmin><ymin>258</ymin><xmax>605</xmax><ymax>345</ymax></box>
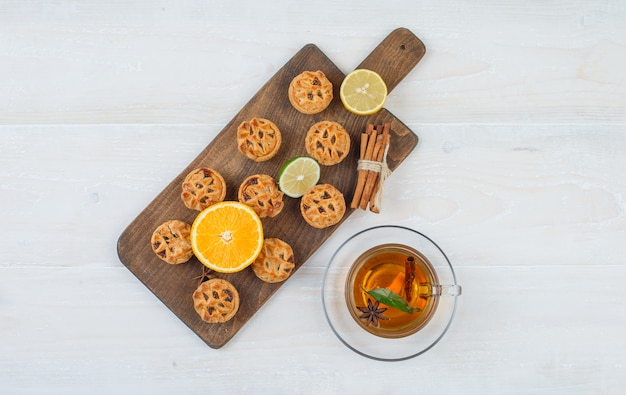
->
<box><xmin>350</xmin><ymin>123</ymin><xmax>391</xmax><ymax>213</ymax></box>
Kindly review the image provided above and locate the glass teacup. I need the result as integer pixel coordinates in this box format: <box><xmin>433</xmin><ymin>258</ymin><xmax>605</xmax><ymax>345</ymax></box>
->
<box><xmin>345</xmin><ymin>243</ymin><xmax>461</xmax><ymax>339</ymax></box>
<box><xmin>322</xmin><ymin>225</ymin><xmax>462</xmax><ymax>361</ymax></box>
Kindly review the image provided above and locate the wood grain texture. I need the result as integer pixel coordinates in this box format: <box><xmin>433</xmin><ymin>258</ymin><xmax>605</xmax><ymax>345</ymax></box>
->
<box><xmin>117</xmin><ymin>30</ymin><xmax>420</xmax><ymax>348</ymax></box>
<box><xmin>357</xmin><ymin>27</ymin><xmax>426</xmax><ymax>92</ymax></box>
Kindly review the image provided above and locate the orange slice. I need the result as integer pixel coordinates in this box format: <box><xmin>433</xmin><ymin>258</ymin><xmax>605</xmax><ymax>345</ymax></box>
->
<box><xmin>190</xmin><ymin>201</ymin><xmax>264</xmax><ymax>273</ymax></box>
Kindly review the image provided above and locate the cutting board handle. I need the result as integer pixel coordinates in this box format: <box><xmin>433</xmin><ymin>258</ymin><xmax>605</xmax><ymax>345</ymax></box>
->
<box><xmin>355</xmin><ymin>27</ymin><xmax>426</xmax><ymax>93</ymax></box>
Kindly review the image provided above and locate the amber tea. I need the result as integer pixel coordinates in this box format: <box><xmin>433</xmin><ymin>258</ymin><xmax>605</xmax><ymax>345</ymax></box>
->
<box><xmin>345</xmin><ymin>243</ymin><xmax>439</xmax><ymax>338</ymax></box>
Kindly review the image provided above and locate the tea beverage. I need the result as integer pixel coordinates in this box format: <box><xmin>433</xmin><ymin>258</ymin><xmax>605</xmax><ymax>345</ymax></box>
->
<box><xmin>345</xmin><ymin>243</ymin><xmax>439</xmax><ymax>338</ymax></box>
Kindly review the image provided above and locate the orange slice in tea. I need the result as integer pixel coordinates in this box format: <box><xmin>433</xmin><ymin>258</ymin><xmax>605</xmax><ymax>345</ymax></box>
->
<box><xmin>190</xmin><ymin>201</ymin><xmax>264</xmax><ymax>273</ymax></box>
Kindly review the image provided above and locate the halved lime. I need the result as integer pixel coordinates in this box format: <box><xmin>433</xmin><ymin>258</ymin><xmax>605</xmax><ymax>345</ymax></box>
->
<box><xmin>277</xmin><ymin>156</ymin><xmax>321</xmax><ymax>198</ymax></box>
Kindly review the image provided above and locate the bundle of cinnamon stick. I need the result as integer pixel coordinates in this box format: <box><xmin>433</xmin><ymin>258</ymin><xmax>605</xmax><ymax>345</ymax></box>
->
<box><xmin>350</xmin><ymin>123</ymin><xmax>391</xmax><ymax>213</ymax></box>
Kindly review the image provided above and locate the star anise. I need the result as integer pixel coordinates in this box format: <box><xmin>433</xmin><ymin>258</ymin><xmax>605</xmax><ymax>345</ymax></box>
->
<box><xmin>193</xmin><ymin>265</ymin><xmax>214</xmax><ymax>286</ymax></box>
<box><xmin>357</xmin><ymin>298</ymin><xmax>389</xmax><ymax>328</ymax></box>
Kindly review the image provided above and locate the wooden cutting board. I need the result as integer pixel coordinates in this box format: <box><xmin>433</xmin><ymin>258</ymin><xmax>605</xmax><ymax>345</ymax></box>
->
<box><xmin>117</xmin><ymin>27</ymin><xmax>425</xmax><ymax>348</ymax></box>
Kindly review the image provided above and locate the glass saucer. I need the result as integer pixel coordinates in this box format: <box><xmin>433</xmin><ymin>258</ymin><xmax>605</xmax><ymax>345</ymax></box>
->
<box><xmin>321</xmin><ymin>225</ymin><xmax>460</xmax><ymax>361</ymax></box>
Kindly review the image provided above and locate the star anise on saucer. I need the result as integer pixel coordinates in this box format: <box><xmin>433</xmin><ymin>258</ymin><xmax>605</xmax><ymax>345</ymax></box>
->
<box><xmin>357</xmin><ymin>298</ymin><xmax>389</xmax><ymax>328</ymax></box>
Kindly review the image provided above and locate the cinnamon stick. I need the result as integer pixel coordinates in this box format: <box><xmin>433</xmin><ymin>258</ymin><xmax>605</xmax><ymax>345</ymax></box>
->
<box><xmin>359</xmin><ymin>125</ymin><xmax>385</xmax><ymax>210</ymax></box>
<box><xmin>404</xmin><ymin>256</ymin><xmax>416</xmax><ymax>302</ymax></box>
<box><xmin>369</xmin><ymin>186</ymin><xmax>381</xmax><ymax>213</ymax></box>
<box><xmin>369</xmin><ymin>124</ymin><xmax>391</xmax><ymax>213</ymax></box>
<box><xmin>350</xmin><ymin>124</ymin><xmax>376</xmax><ymax>208</ymax></box>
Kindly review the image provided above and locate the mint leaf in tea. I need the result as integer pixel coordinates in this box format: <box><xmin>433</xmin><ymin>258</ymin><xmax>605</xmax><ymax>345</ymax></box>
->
<box><xmin>365</xmin><ymin>287</ymin><xmax>421</xmax><ymax>314</ymax></box>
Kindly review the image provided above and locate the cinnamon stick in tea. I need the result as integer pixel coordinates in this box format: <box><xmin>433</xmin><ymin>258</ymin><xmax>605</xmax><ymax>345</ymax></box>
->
<box><xmin>404</xmin><ymin>256</ymin><xmax>416</xmax><ymax>302</ymax></box>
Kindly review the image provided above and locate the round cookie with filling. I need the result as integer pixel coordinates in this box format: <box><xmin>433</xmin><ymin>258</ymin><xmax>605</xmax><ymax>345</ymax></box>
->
<box><xmin>237</xmin><ymin>118</ymin><xmax>282</xmax><ymax>162</ymax></box>
<box><xmin>151</xmin><ymin>220</ymin><xmax>193</xmax><ymax>264</ymax></box>
<box><xmin>300</xmin><ymin>184</ymin><xmax>346</xmax><ymax>229</ymax></box>
<box><xmin>305</xmin><ymin>120</ymin><xmax>351</xmax><ymax>166</ymax></box>
<box><xmin>238</xmin><ymin>174</ymin><xmax>284</xmax><ymax>218</ymax></box>
<box><xmin>288</xmin><ymin>70</ymin><xmax>333</xmax><ymax>114</ymax></box>
<box><xmin>192</xmin><ymin>278</ymin><xmax>240</xmax><ymax>323</ymax></box>
<box><xmin>181</xmin><ymin>167</ymin><xmax>226</xmax><ymax>211</ymax></box>
<box><xmin>251</xmin><ymin>238</ymin><xmax>295</xmax><ymax>283</ymax></box>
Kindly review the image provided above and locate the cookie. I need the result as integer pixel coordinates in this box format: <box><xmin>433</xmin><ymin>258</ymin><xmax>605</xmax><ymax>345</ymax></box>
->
<box><xmin>192</xmin><ymin>278</ymin><xmax>240</xmax><ymax>323</ymax></box>
<box><xmin>237</xmin><ymin>117</ymin><xmax>282</xmax><ymax>162</ymax></box>
<box><xmin>251</xmin><ymin>238</ymin><xmax>295</xmax><ymax>283</ymax></box>
<box><xmin>288</xmin><ymin>70</ymin><xmax>333</xmax><ymax>114</ymax></box>
<box><xmin>151</xmin><ymin>220</ymin><xmax>193</xmax><ymax>264</ymax></box>
<box><xmin>300</xmin><ymin>184</ymin><xmax>346</xmax><ymax>229</ymax></box>
<box><xmin>181</xmin><ymin>167</ymin><xmax>226</xmax><ymax>211</ymax></box>
<box><xmin>305</xmin><ymin>120</ymin><xmax>351</xmax><ymax>166</ymax></box>
<box><xmin>238</xmin><ymin>174</ymin><xmax>284</xmax><ymax>218</ymax></box>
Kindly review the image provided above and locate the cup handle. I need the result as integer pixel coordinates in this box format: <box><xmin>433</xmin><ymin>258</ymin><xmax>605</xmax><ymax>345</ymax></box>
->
<box><xmin>432</xmin><ymin>284</ymin><xmax>462</xmax><ymax>296</ymax></box>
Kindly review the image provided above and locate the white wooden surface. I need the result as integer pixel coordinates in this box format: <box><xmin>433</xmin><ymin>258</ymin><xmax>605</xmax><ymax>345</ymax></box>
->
<box><xmin>2</xmin><ymin>1</ymin><xmax>625</xmax><ymax>393</ymax></box>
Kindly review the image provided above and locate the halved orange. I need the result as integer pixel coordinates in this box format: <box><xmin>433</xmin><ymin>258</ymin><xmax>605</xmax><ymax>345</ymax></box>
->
<box><xmin>190</xmin><ymin>201</ymin><xmax>264</xmax><ymax>273</ymax></box>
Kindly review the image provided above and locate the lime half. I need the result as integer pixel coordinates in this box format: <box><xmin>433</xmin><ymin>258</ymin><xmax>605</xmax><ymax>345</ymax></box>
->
<box><xmin>277</xmin><ymin>156</ymin><xmax>321</xmax><ymax>198</ymax></box>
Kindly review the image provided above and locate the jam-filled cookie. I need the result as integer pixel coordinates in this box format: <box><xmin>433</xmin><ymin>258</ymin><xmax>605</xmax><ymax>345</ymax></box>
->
<box><xmin>288</xmin><ymin>70</ymin><xmax>333</xmax><ymax>114</ymax></box>
<box><xmin>305</xmin><ymin>120</ymin><xmax>351</xmax><ymax>166</ymax></box>
<box><xmin>192</xmin><ymin>278</ymin><xmax>240</xmax><ymax>323</ymax></box>
<box><xmin>181</xmin><ymin>167</ymin><xmax>226</xmax><ymax>211</ymax></box>
<box><xmin>150</xmin><ymin>220</ymin><xmax>193</xmax><ymax>264</ymax></box>
<box><xmin>237</xmin><ymin>117</ymin><xmax>282</xmax><ymax>162</ymax></box>
<box><xmin>238</xmin><ymin>174</ymin><xmax>284</xmax><ymax>218</ymax></box>
<box><xmin>300</xmin><ymin>184</ymin><xmax>346</xmax><ymax>229</ymax></box>
<box><xmin>251</xmin><ymin>238</ymin><xmax>295</xmax><ymax>283</ymax></box>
